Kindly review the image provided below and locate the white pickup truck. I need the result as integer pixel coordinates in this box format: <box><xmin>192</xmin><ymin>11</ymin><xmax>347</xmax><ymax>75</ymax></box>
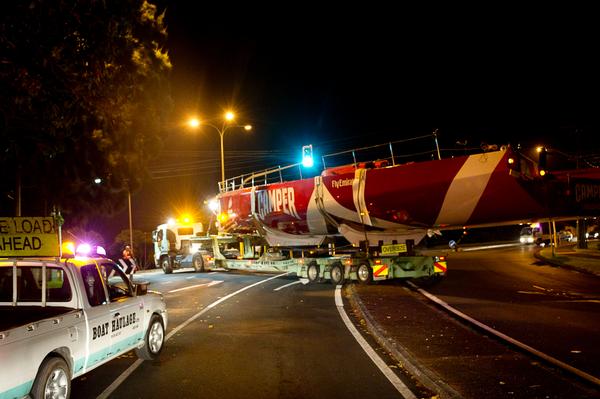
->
<box><xmin>0</xmin><ymin>254</ymin><xmax>168</xmax><ymax>399</ymax></box>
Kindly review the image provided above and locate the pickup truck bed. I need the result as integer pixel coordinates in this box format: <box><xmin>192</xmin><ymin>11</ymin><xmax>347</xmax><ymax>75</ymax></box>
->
<box><xmin>0</xmin><ymin>306</ymin><xmax>75</xmax><ymax>332</ymax></box>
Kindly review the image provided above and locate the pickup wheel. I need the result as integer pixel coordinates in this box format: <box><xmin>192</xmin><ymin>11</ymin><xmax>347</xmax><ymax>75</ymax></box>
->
<box><xmin>356</xmin><ymin>263</ymin><xmax>373</xmax><ymax>284</ymax></box>
<box><xmin>306</xmin><ymin>262</ymin><xmax>320</xmax><ymax>283</ymax></box>
<box><xmin>329</xmin><ymin>263</ymin><xmax>345</xmax><ymax>286</ymax></box>
<box><xmin>136</xmin><ymin>314</ymin><xmax>165</xmax><ymax>361</ymax></box>
<box><xmin>31</xmin><ymin>357</ymin><xmax>70</xmax><ymax>399</ymax></box>
<box><xmin>161</xmin><ymin>256</ymin><xmax>173</xmax><ymax>274</ymax></box>
<box><xmin>193</xmin><ymin>254</ymin><xmax>205</xmax><ymax>272</ymax></box>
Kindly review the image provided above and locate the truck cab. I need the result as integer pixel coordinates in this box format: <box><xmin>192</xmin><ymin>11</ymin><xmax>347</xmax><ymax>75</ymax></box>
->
<box><xmin>152</xmin><ymin>221</ymin><xmax>212</xmax><ymax>274</ymax></box>
<box><xmin>519</xmin><ymin>223</ymin><xmax>550</xmax><ymax>245</ymax></box>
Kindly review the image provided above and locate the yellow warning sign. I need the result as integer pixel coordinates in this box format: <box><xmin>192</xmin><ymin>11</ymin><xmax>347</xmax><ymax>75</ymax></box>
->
<box><xmin>373</xmin><ymin>264</ymin><xmax>389</xmax><ymax>277</ymax></box>
<box><xmin>434</xmin><ymin>261</ymin><xmax>447</xmax><ymax>273</ymax></box>
<box><xmin>0</xmin><ymin>217</ymin><xmax>59</xmax><ymax>257</ymax></box>
<box><xmin>380</xmin><ymin>243</ymin><xmax>407</xmax><ymax>255</ymax></box>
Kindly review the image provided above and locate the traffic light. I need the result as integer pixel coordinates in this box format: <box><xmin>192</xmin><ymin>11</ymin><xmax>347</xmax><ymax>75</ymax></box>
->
<box><xmin>302</xmin><ymin>144</ymin><xmax>314</xmax><ymax>168</ymax></box>
<box><xmin>537</xmin><ymin>146</ymin><xmax>547</xmax><ymax>176</ymax></box>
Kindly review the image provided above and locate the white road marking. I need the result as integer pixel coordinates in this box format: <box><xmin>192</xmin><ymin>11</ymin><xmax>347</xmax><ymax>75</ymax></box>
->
<box><xmin>273</xmin><ymin>280</ymin><xmax>302</xmax><ymax>291</ymax></box>
<box><xmin>408</xmin><ymin>281</ymin><xmax>600</xmax><ymax>387</ymax></box>
<box><xmin>97</xmin><ymin>273</ymin><xmax>290</xmax><ymax>399</ymax></box>
<box><xmin>460</xmin><ymin>243</ymin><xmax>520</xmax><ymax>251</ymax></box>
<box><xmin>517</xmin><ymin>291</ymin><xmax>547</xmax><ymax>295</ymax></box>
<box><xmin>135</xmin><ymin>270</ymin><xmax>163</xmax><ymax>276</ymax></box>
<box><xmin>168</xmin><ymin>280</ymin><xmax>224</xmax><ymax>293</ymax></box>
<box><xmin>335</xmin><ymin>286</ymin><xmax>417</xmax><ymax>399</ymax></box>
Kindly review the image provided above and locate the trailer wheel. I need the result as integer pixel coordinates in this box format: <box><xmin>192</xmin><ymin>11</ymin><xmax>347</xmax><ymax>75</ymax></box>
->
<box><xmin>31</xmin><ymin>356</ymin><xmax>70</xmax><ymax>399</ymax></box>
<box><xmin>307</xmin><ymin>263</ymin><xmax>320</xmax><ymax>283</ymax></box>
<box><xmin>135</xmin><ymin>314</ymin><xmax>165</xmax><ymax>360</ymax></box>
<box><xmin>330</xmin><ymin>263</ymin><xmax>345</xmax><ymax>285</ymax></box>
<box><xmin>356</xmin><ymin>263</ymin><xmax>373</xmax><ymax>284</ymax></box>
<box><xmin>193</xmin><ymin>254</ymin><xmax>205</xmax><ymax>272</ymax></box>
<box><xmin>161</xmin><ymin>256</ymin><xmax>173</xmax><ymax>274</ymax></box>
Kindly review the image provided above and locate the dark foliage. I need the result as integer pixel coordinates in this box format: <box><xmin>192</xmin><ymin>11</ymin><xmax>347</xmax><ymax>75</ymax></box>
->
<box><xmin>0</xmin><ymin>0</ymin><xmax>172</xmax><ymax>223</ymax></box>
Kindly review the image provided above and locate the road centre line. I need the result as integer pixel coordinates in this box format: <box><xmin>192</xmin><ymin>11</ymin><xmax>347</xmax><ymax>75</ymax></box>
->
<box><xmin>97</xmin><ymin>272</ymin><xmax>291</xmax><ymax>399</ymax></box>
<box><xmin>168</xmin><ymin>280</ymin><xmax>223</xmax><ymax>293</ymax></box>
<box><xmin>459</xmin><ymin>243</ymin><xmax>520</xmax><ymax>251</ymax></box>
<box><xmin>335</xmin><ymin>286</ymin><xmax>417</xmax><ymax>399</ymax></box>
<box><xmin>407</xmin><ymin>281</ymin><xmax>600</xmax><ymax>387</ymax></box>
<box><xmin>274</xmin><ymin>280</ymin><xmax>302</xmax><ymax>291</ymax></box>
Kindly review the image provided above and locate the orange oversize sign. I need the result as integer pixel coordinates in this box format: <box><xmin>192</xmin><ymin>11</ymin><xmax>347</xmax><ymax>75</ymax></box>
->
<box><xmin>0</xmin><ymin>217</ymin><xmax>59</xmax><ymax>257</ymax></box>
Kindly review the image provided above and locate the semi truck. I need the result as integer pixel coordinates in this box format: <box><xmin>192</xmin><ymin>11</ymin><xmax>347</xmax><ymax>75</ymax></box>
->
<box><xmin>152</xmin><ymin>220</ymin><xmax>214</xmax><ymax>274</ymax></box>
<box><xmin>150</xmin><ymin>223</ymin><xmax>447</xmax><ymax>284</ymax></box>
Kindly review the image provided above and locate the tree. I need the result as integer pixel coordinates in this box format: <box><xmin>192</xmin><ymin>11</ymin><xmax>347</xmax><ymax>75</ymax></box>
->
<box><xmin>0</xmin><ymin>0</ymin><xmax>172</xmax><ymax>223</ymax></box>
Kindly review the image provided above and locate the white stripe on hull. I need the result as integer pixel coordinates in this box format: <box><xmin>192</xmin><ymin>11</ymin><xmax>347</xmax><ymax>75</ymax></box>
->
<box><xmin>435</xmin><ymin>151</ymin><xmax>505</xmax><ymax>227</ymax></box>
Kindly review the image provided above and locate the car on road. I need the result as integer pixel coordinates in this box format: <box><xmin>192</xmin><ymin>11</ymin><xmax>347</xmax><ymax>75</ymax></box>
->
<box><xmin>586</xmin><ymin>225</ymin><xmax>600</xmax><ymax>240</ymax></box>
<box><xmin>558</xmin><ymin>230</ymin><xmax>574</xmax><ymax>242</ymax></box>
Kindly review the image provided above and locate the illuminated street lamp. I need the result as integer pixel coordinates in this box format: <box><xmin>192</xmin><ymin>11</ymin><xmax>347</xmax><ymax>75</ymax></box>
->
<box><xmin>188</xmin><ymin>112</ymin><xmax>252</xmax><ymax>186</ymax></box>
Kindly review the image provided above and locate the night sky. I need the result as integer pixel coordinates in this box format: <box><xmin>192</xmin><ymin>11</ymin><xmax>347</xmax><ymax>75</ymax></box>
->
<box><xmin>97</xmin><ymin>4</ymin><xmax>600</xmax><ymax>241</ymax></box>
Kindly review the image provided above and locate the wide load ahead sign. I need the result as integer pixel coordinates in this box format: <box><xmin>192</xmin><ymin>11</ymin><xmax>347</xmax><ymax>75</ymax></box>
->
<box><xmin>0</xmin><ymin>217</ymin><xmax>59</xmax><ymax>257</ymax></box>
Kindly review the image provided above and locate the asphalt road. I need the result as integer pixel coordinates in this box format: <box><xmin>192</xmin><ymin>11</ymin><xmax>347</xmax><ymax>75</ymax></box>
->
<box><xmin>71</xmin><ymin>269</ymin><xmax>424</xmax><ymax>398</ymax></box>
<box><xmin>352</xmin><ymin>243</ymin><xmax>600</xmax><ymax>398</ymax></box>
<box><xmin>69</xmin><ymin>244</ymin><xmax>600</xmax><ymax>398</ymax></box>
<box><xmin>428</xmin><ymin>244</ymin><xmax>600</xmax><ymax>379</ymax></box>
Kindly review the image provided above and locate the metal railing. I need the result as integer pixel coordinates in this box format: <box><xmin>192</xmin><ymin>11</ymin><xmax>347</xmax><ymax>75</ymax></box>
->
<box><xmin>218</xmin><ymin>132</ymin><xmax>441</xmax><ymax>193</ymax></box>
<box><xmin>218</xmin><ymin>163</ymin><xmax>306</xmax><ymax>193</ymax></box>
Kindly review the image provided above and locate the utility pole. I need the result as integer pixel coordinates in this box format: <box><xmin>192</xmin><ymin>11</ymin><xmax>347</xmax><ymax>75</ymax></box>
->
<box><xmin>125</xmin><ymin>179</ymin><xmax>133</xmax><ymax>256</ymax></box>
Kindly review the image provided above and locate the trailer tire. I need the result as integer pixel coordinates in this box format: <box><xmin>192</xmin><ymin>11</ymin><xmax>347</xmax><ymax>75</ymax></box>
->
<box><xmin>135</xmin><ymin>314</ymin><xmax>165</xmax><ymax>361</ymax></box>
<box><xmin>31</xmin><ymin>356</ymin><xmax>70</xmax><ymax>399</ymax></box>
<box><xmin>356</xmin><ymin>263</ymin><xmax>373</xmax><ymax>284</ymax></box>
<box><xmin>330</xmin><ymin>263</ymin><xmax>345</xmax><ymax>285</ymax></box>
<box><xmin>193</xmin><ymin>254</ymin><xmax>205</xmax><ymax>272</ymax></box>
<box><xmin>307</xmin><ymin>263</ymin><xmax>320</xmax><ymax>283</ymax></box>
<box><xmin>161</xmin><ymin>256</ymin><xmax>173</xmax><ymax>274</ymax></box>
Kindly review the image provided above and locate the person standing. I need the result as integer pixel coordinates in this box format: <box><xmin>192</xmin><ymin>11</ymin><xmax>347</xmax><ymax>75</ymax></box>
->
<box><xmin>119</xmin><ymin>245</ymin><xmax>137</xmax><ymax>279</ymax></box>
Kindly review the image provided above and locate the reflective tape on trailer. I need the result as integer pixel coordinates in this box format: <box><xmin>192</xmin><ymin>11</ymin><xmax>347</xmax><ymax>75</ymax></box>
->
<box><xmin>434</xmin><ymin>261</ymin><xmax>447</xmax><ymax>273</ymax></box>
<box><xmin>373</xmin><ymin>264</ymin><xmax>389</xmax><ymax>277</ymax></box>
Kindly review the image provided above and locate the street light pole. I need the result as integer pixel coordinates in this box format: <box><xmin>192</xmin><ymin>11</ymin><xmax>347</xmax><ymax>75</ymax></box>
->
<box><xmin>188</xmin><ymin>112</ymin><xmax>252</xmax><ymax>189</ymax></box>
<box><xmin>219</xmin><ymin>128</ymin><xmax>225</xmax><ymax>185</ymax></box>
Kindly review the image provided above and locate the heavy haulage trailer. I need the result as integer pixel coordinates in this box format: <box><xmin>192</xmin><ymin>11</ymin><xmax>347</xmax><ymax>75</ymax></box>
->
<box><xmin>151</xmin><ymin>224</ymin><xmax>447</xmax><ymax>284</ymax></box>
<box><xmin>207</xmin><ymin>234</ymin><xmax>447</xmax><ymax>285</ymax></box>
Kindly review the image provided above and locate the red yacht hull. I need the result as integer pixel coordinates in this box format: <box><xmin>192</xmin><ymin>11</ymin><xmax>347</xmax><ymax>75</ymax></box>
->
<box><xmin>215</xmin><ymin>147</ymin><xmax>600</xmax><ymax>246</ymax></box>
